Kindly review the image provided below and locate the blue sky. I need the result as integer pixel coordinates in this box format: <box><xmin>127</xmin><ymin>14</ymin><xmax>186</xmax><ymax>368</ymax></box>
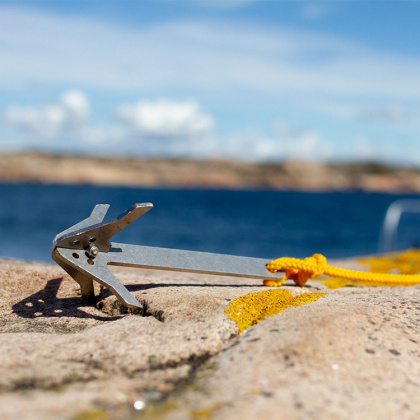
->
<box><xmin>0</xmin><ymin>0</ymin><xmax>419</xmax><ymax>164</ymax></box>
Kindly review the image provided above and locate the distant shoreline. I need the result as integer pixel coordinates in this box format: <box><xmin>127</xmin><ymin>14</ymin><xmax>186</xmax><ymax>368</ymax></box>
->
<box><xmin>1</xmin><ymin>152</ymin><xmax>420</xmax><ymax>193</ymax></box>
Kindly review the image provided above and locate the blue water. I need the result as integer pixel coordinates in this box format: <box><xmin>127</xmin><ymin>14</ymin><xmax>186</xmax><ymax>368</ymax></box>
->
<box><xmin>0</xmin><ymin>183</ymin><xmax>419</xmax><ymax>262</ymax></box>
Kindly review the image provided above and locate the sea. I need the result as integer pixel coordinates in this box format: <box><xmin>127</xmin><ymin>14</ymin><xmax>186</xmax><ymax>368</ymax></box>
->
<box><xmin>1</xmin><ymin>183</ymin><xmax>419</xmax><ymax>263</ymax></box>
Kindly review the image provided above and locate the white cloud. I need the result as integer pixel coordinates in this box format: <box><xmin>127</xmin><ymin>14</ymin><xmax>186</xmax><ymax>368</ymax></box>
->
<box><xmin>3</xmin><ymin>90</ymin><xmax>334</xmax><ymax>161</ymax></box>
<box><xmin>3</xmin><ymin>92</ymin><xmax>216</xmax><ymax>155</ymax></box>
<box><xmin>60</xmin><ymin>90</ymin><xmax>90</xmax><ymax>120</ymax></box>
<box><xmin>3</xmin><ymin>90</ymin><xmax>418</xmax><ymax>164</ymax></box>
<box><xmin>3</xmin><ymin>90</ymin><xmax>89</xmax><ymax>139</ymax></box>
<box><xmin>254</xmin><ymin>130</ymin><xmax>333</xmax><ymax>162</ymax></box>
<box><xmin>202</xmin><ymin>123</ymin><xmax>333</xmax><ymax>162</ymax></box>
<box><xmin>116</xmin><ymin>99</ymin><xmax>214</xmax><ymax>137</ymax></box>
<box><xmin>269</xmin><ymin>123</ymin><xmax>333</xmax><ymax>161</ymax></box>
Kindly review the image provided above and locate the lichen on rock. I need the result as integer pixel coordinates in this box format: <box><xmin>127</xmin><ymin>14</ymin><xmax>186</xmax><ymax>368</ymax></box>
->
<box><xmin>224</xmin><ymin>289</ymin><xmax>326</xmax><ymax>333</ymax></box>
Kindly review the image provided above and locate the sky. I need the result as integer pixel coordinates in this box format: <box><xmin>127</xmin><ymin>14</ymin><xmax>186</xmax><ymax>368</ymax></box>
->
<box><xmin>0</xmin><ymin>0</ymin><xmax>419</xmax><ymax>164</ymax></box>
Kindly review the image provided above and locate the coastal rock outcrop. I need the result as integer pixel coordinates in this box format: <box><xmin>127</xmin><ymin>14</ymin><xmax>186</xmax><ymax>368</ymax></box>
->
<box><xmin>0</xmin><ymin>257</ymin><xmax>419</xmax><ymax>419</ymax></box>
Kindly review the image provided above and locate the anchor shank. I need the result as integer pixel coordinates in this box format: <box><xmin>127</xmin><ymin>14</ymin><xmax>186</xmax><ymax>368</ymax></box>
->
<box><xmin>105</xmin><ymin>243</ymin><xmax>282</xmax><ymax>279</ymax></box>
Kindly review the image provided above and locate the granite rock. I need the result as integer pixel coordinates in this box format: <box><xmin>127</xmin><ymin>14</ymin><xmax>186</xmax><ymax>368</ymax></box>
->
<box><xmin>0</xmin><ymin>257</ymin><xmax>419</xmax><ymax>419</ymax></box>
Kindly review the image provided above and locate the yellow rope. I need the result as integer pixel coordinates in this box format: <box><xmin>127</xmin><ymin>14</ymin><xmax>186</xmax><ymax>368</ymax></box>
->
<box><xmin>264</xmin><ymin>253</ymin><xmax>420</xmax><ymax>287</ymax></box>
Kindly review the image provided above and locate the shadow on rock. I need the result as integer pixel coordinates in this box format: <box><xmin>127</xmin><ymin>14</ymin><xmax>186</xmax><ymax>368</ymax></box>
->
<box><xmin>124</xmin><ymin>282</ymin><xmax>309</xmax><ymax>292</ymax></box>
<box><xmin>12</xmin><ymin>277</ymin><xmax>121</xmax><ymax>322</ymax></box>
<box><xmin>126</xmin><ymin>282</ymin><xmax>264</xmax><ymax>292</ymax></box>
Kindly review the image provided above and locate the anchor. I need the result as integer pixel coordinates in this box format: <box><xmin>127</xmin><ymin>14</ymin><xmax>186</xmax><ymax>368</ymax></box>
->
<box><xmin>51</xmin><ymin>203</ymin><xmax>283</xmax><ymax>310</ymax></box>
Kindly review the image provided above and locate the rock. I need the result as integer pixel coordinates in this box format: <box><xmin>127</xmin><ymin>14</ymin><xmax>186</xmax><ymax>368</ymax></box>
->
<box><xmin>0</xmin><ymin>257</ymin><xmax>419</xmax><ymax>419</ymax></box>
<box><xmin>161</xmin><ymin>286</ymin><xmax>420</xmax><ymax>420</ymax></box>
<box><xmin>3</xmin><ymin>152</ymin><xmax>420</xmax><ymax>193</ymax></box>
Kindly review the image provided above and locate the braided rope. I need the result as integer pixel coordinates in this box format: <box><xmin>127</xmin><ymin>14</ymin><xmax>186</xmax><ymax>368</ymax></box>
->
<box><xmin>264</xmin><ymin>253</ymin><xmax>420</xmax><ymax>287</ymax></box>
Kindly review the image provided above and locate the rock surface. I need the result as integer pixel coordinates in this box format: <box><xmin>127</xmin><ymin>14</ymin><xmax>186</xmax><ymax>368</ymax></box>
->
<box><xmin>0</xmin><ymin>257</ymin><xmax>419</xmax><ymax>419</ymax></box>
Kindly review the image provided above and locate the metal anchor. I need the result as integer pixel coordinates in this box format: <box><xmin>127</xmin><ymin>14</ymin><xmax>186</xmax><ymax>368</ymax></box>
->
<box><xmin>51</xmin><ymin>203</ymin><xmax>283</xmax><ymax>311</ymax></box>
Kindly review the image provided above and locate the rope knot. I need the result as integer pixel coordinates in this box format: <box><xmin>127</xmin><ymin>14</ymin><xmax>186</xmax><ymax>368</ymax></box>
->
<box><xmin>304</xmin><ymin>253</ymin><xmax>327</xmax><ymax>278</ymax></box>
<box><xmin>265</xmin><ymin>253</ymin><xmax>327</xmax><ymax>287</ymax></box>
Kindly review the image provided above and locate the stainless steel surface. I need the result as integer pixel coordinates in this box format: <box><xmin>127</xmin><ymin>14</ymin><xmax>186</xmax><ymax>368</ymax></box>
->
<box><xmin>53</xmin><ymin>203</ymin><xmax>153</xmax><ymax>252</ymax></box>
<box><xmin>52</xmin><ymin>203</ymin><xmax>282</xmax><ymax>310</ymax></box>
<box><xmin>379</xmin><ymin>199</ymin><xmax>420</xmax><ymax>252</ymax></box>
<box><xmin>87</xmin><ymin>245</ymin><xmax>99</xmax><ymax>258</ymax></box>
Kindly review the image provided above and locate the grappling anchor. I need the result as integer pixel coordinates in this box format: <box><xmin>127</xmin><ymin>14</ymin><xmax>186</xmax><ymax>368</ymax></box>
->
<box><xmin>51</xmin><ymin>203</ymin><xmax>283</xmax><ymax>310</ymax></box>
